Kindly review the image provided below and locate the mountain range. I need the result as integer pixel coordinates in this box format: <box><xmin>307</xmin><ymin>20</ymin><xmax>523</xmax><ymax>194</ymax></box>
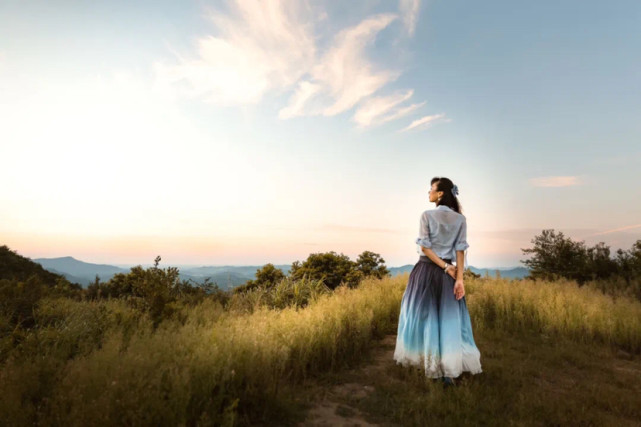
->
<box><xmin>387</xmin><ymin>265</ymin><xmax>529</xmax><ymax>279</ymax></box>
<box><xmin>33</xmin><ymin>256</ymin><xmax>529</xmax><ymax>290</ymax></box>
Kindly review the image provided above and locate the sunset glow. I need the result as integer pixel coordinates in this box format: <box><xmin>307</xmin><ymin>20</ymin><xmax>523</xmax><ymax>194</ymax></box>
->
<box><xmin>1</xmin><ymin>0</ymin><xmax>640</xmax><ymax>268</ymax></box>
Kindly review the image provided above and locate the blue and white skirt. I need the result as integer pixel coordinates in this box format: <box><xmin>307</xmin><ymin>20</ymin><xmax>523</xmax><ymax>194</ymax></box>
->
<box><xmin>393</xmin><ymin>256</ymin><xmax>483</xmax><ymax>378</ymax></box>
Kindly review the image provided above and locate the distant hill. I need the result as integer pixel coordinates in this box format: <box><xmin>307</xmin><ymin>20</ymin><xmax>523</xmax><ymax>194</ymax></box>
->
<box><xmin>180</xmin><ymin>265</ymin><xmax>292</xmax><ymax>290</ymax></box>
<box><xmin>34</xmin><ymin>256</ymin><xmax>129</xmax><ymax>286</ymax></box>
<box><xmin>0</xmin><ymin>245</ymin><xmax>76</xmax><ymax>286</ymax></box>
<box><xmin>32</xmin><ymin>257</ymin><xmax>292</xmax><ymax>290</ymax></box>
<box><xmin>388</xmin><ymin>265</ymin><xmax>414</xmax><ymax>276</ymax></box>
<box><xmin>470</xmin><ymin>266</ymin><xmax>529</xmax><ymax>279</ymax></box>
<box><xmin>29</xmin><ymin>253</ymin><xmax>529</xmax><ymax>289</ymax></box>
<box><xmin>389</xmin><ymin>263</ymin><xmax>529</xmax><ymax>279</ymax></box>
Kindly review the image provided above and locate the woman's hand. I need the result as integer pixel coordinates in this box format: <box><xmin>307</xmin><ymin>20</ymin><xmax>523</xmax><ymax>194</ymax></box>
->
<box><xmin>453</xmin><ymin>279</ymin><xmax>465</xmax><ymax>301</ymax></box>
<box><xmin>445</xmin><ymin>265</ymin><xmax>457</xmax><ymax>280</ymax></box>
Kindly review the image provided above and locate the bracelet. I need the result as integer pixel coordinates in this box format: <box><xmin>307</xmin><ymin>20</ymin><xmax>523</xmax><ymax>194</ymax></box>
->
<box><xmin>442</xmin><ymin>262</ymin><xmax>449</xmax><ymax>271</ymax></box>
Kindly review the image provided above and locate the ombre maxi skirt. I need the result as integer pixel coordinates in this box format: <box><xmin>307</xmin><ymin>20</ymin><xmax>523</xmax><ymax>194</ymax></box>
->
<box><xmin>393</xmin><ymin>255</ymin><xmax>483</xmax><ymax>379</ymax></box>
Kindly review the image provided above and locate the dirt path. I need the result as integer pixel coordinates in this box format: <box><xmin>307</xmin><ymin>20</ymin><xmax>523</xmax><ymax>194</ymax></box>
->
<box><xmin>296</xmin><ymin>334</ymin><xmax>402</xmax><ymax>427</ymax></box>
<box><xmin>293</xmin><ymin>332</ymin><xmax>641</xmax><ymax>426</ymax></box>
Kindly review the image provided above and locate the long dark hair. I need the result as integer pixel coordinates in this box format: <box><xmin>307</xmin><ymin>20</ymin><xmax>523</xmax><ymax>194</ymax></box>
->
<box><xmin>431</xmin><ymin>176</ymin><xmax>462</xmax><ymax>214</ymax></box>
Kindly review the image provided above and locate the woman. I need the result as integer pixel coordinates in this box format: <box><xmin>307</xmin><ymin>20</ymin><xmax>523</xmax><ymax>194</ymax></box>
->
<box><xmin>393</xmin><ymin>177</ymin><xmax>483</xmax><ymax>387</ymax></box>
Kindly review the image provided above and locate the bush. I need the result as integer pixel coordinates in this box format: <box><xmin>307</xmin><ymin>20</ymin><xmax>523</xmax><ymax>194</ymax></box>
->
<box><xmin>86</xmin><ymin>256</ymin><xmax>215</xmax><ymax>327</ymax></box>
<box><xmin>0</xmin><ymin>276</ymin><xmax>47</xmax><ymax>330</ymax></box>
<box><xmin>228</xmin><ymin>275</ymin><xmax>332</xmax><ymax>313</ymax></box>
<box><xmin>521</xmin><ymin>229</ymin><xmax>641</xmax><ymax>287</ymax></box>
<box><xmin>354</xmin><ymin>251</ymin><xmax>390</xmax><ymax>279</ymax></box>
<box><xmin>233</xmin><ymin>263</ymin><xmax>286</xmax><ymax>294</ymax></box>
<box><xmin>289</xmin><ymin>250</ymin><xmax>388</xmax><ymax>290</ymax></box>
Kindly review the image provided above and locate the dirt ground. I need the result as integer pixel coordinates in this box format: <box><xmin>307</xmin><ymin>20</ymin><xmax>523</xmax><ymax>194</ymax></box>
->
<box><xmin>296</xmin><ymin>334</ymin><xmax>405</xmax><ymax>427</ymax></box>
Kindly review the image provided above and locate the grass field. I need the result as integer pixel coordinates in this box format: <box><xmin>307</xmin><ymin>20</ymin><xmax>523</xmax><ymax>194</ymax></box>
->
<box><xmin>1</xmin><ymin>273</ymin><xmax>640</xmax><ymax>426</ymax></box>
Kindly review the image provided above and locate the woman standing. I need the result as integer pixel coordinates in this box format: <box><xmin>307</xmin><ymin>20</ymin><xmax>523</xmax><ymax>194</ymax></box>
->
<box><xmin>393</xmin><ymin>177</ymin><xmax>483</xmax><ymax>387</ymax></box>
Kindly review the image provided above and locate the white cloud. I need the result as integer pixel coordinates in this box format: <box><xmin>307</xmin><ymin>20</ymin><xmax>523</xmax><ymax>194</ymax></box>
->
<box><xmin>399</xmin><ymin>0</ymin><xmax>421</xmax><ymax>36</ymax></box>
<box><xmin>528</xmin><ymin>176</ymin><xmax>582</xmax><ymax>187</ymax></box>
<box><xmin>400</xmin><ymin>113</ymin><xmax>449</xmax><ymax>131</ymax></box>
<box><xmin>154</xmin><ymin>0</ymin><xmax>316</xmax><ymax>105</ymax></box>
<box><xmin>313</xmin><ymin>13</ymin><xmax>400</xmax><ymax>116</ymax></box>
<box><xmin>278</xmin><ymin>81</ymin><xmax>322</xmax><ymax>119</ymax></box>
<box><xmin>279</xmin><ymin>13</ymin><xmax>400</xmax><ymax>118</ymax></box>
<box><xmin>381</xmin><ymin>101</ymin><xmax>426</xmax><ymax>124</ymax></box>
<box><xmin>156</xmin><ymin>2</ymin><xmax>431</xmax><ymax>128</ymax></box>
<box><xmin>353</xmin><ymin>89</ymin><xmax>425</xmax><ymax>127</ymax></box>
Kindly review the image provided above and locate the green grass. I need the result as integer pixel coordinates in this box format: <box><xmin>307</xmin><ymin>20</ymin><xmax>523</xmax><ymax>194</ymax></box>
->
<box><xmin>319</xmin><ymin>329</ymin><xmax>641</xmax><ymax>426</ymax></box>
<box><xmin>1</xmin><ymin>273</ymin><xmax>640</xmax><ymax>426</ymax></box>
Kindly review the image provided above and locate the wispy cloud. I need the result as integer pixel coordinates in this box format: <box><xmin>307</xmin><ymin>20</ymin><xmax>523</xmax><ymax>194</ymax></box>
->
<box><xmin>281</xmin><ymin>13</ymin><xmax>400</xmax><ymax>118</ymax></box>
<box><xmin>154</xmin><ymin>0</ymin><xmax>316</xmax><ymax>105</ymax></box>
<box><xmin>399</xmin><ymin>0</ymin><xmax>421</xmax><ymax>36</ymax></box>
<box><xmin>528</xmin><ymin>176</ymin><xmax>582</xmax><ymax>187</ymax></box>
<box><xmin>400</xmin><ymin>113</ymin><xmax>449</xmax><ymax>132</ymax></box>
<box><xmin>586</xmin><ymin>224</ymin><xmax>641</xmax><ymax>237</ymax></box>
<box><xmin>156</xmin><ymin>0</ymin><xmax>433</xmax><ymax>129</ymax></box>
<box><xmin>278</xmin><ymin>81</ymin><xmax>322</xmax><ymax>119</ymax></box>
<box><xmin>353</xmin><ymin>89</ymin><xmax>425</xmax><ymax>127</ymax></box>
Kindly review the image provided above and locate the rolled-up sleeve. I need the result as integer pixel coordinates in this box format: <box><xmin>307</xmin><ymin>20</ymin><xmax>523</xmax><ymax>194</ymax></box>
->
<box><xmin>454</xmin><ymin>218</ymin><xmax>469</xmax><ymax>251</ymax></box>
<box><xmin>415</xmin><ymin>212</ymin><xmax>432</xmax><ymax>249</ymax></box>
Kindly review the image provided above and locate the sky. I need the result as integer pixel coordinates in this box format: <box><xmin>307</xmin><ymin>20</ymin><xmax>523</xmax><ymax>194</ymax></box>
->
<box><xmin>1</xmin><ymin>0</ymin><xmax>640</xmax><ymax>268</ymax></box>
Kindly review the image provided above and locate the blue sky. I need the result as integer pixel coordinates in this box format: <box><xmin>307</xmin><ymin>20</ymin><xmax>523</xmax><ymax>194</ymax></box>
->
<box><xmin>1</xmin><ymin>0</ymin><xmax>640</xmax><ymax>268</ymax></box>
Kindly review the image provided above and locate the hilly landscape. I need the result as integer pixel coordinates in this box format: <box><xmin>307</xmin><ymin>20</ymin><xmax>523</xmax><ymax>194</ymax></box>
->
<box><xmin>33</xmin><ymin>256</ymin><xmax>293</xmax><ymax>289</ymax></box>
<box><xmin>34</xmin><ymin>256</ymin><xmax>528</xmax><ymax>289</ymax></box>
<box><xmin>1</xmin><ymin>243</ymin><xmax>640</xmax><ymax>426</ymax></box>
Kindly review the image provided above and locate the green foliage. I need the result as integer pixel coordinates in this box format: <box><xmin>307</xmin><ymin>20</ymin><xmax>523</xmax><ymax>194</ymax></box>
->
<box><xmin>290</xmin><ymin>251</ymin><xmax>357</xmax><ymax>290</ymax></box>
<box><xmin>0</xmin><ymin>246</ymin><xmax>83</xmax><ymax>335</ymax></box>
<box><xmin>234</xmin><ymin>263</ymin><xmax>286</xmax><ymax>294</ymax></box>
<box><xmin>354</xmin><ymin>250</ymin><xmax>390</xmax><ymax>279</ymax></box>
<box><xmin>228</xmin><ymin>275</ymin><xmax>332</xmax><ymax>312</ymax></box>
<box><xmin>521</xmin><ymin>229</ymin><xmax>591</xmax><ymax>283</ymax></box>
<box><xmin>0</xmin><ymin>245</ymin><xmax>68</xmax><ymax>285</ymax></box>
<box><xmin>290</xmin><ymin>250</ymin><xmax>388</xmax><ymax>290</ymax></box>
<box><xmin>521</xmin><ymin>229</ymin><xmax>641</xmax><ymax>297</ymax></box>
<box><xmin>615</xmin><ymin>240</ymin><xmax>641</xmax><ymax>283</ymax></box>
<box><xmin>85</xmin><ymin>256</ymin><xmax>218</xmax><ymax>327</ymax></box>
<box><xmin>1</xmin><ymin>273</ymin><xmax>640</xmax><ymax>426</ymax></box>
<box><xmin>0</xmin><ymin>276</ymin><xmax>47</xmax><ymax>331</ymax></box>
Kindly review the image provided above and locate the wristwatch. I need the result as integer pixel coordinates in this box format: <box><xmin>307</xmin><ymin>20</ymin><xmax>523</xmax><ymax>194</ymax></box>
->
<box><xmin>442</xmin><ymin>262</ymin><xmax>450</xmax><ymax>271</ymax></box>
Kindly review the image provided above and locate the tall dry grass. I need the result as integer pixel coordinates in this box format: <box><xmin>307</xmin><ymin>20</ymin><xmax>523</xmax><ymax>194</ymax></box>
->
<box><xmin>0</xmin><ymin>275</ymin><xmax>406</xmax><ymax>425</ymax></box>
<box><xmin>1</xmin><ymin>272</ymin><xmax>640</xmax><ymax>425</ymax></box>
<box><xmin>465</xmin><ymin>276</ymin><xmax>641</xmax><ymax>353</ymax></box>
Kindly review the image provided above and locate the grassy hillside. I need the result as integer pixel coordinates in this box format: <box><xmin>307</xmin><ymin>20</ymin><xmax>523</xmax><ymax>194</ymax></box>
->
<box><xmin>0</xmin><ymin>245</ymin><xmax>69</xmax><ymax>285</ymax></box>
<box><xmin>0</xmin><ymin>273</ymin><xmax>639</xmax><ymax>425</ymax></box>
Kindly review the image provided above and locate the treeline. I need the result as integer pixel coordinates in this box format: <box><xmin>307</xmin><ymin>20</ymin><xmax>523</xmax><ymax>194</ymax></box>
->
<box><xmin>0</xmin><ymin>245</ymin><xmax>392</xmax><ymax>336</ymax></box>
<box><xmin>521</xmin><ymin>229</ymin><xmax>641</xmax><ymax>300</ymax></box>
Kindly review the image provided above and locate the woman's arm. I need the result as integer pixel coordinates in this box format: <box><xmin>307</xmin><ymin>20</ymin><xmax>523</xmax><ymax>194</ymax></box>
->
<box><xmin>420</xmin><ymin>246</ymin><xmax>447</xmax><ymax>268</ymax></box>
<box><xmin>456</xmin><ymin>250</ymin><xmax>465</xmax><ymax>281</ymax></box>
<box><xmin>420</xmin><ymin>247</ymin><xmax>457</xmax><ymax>278</ymax></box>
<box><xmin>454</xmin><ymin>250</ymin><xmax>466</xmax><ymax>300</ymax></box>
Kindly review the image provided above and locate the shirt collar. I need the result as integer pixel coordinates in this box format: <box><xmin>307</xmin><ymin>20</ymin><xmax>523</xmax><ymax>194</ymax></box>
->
<box><xmin>436</xmin><ymin>205</ymin><xmax>453</xmax><ymax>211</ymax></box>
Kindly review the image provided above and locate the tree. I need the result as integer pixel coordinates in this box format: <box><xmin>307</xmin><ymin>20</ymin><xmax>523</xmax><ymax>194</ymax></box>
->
<box><xmin>521</xmin><ymin>229</ymin><xmax>590</xmax><ymax>284</ymax></box>
<box><xmin>289</xmin><ymin>251</ymin><xmax>359</xmax><ymax>290</ymax></box>
<box><xmin>615</xmin><ymin>240</ymin><xmax>641</xmax><ymax>283</ymax></box>
<box><xmin>355</xmin><ymin>251</ymin><xmax>390</xmax><ymax>279</ymax></box>
<box><xmin>586</xmin><ymin>242</ymin><xmax>618</xmax><ymax>280</ymax></box>
<box><xmin>234</xmin><ymin>264</ymin><xmax>286</xmax><ymax>294</ymax></box>
<box><xmin>93</xmin><ymin>255</ymin><xmax>213</xmax><ymax>326</ymax></box>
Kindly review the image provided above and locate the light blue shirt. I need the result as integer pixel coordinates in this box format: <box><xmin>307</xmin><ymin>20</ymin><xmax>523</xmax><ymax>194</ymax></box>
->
<box><xmin>415</xmin><ymin>205</ymin><xmax>469</xmax><ymax>266</ymax></box>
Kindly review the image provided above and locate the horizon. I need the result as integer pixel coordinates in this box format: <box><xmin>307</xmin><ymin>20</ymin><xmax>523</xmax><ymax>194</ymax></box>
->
<box><xmin>2</xmin><ymin>0</ymin><xmax>640</xmax><ymax>268</ymax></box>
<box><xmin>27</xmin><ymin>251</ymin><xmax>532</xmax><ymax>271</ymax></box>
